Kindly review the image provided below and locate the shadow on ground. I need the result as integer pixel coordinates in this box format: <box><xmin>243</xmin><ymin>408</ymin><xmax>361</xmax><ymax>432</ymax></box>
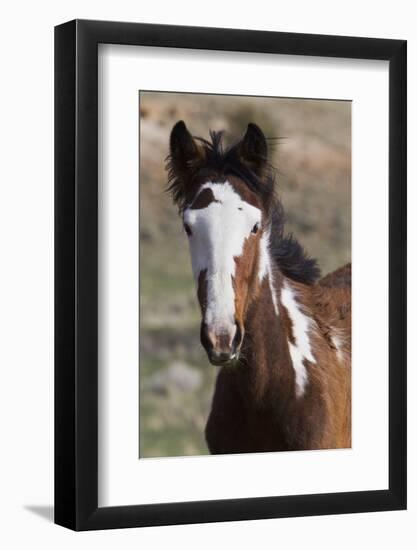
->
<box><xmin>24</xmin><ymin>505</ymin><xmax>54</xmax><ymax>523</ymax></box>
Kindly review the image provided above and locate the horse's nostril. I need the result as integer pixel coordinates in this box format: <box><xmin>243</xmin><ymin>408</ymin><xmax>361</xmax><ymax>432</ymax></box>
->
<box><xmin>200</xmin><ymin>322</ymin><xmax>213</xmax><ymax>352</ymax></box>
<box><xmin>200</xmin><ymin>321</ymin><xmax>241</xmax><ymax>364</ymax></box>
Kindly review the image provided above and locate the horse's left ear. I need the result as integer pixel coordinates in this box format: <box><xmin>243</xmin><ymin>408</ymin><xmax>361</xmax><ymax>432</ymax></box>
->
<box><xmin>238</xmin><ymin>123</ymin><xmax>268</xmax><ymax>175</ymax></box>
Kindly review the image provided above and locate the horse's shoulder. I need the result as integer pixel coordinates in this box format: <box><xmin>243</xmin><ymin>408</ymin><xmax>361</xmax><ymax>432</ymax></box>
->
<box><xmin>310</xmin><ymin>266</ymin><xmax>351</xmax><ymax>336</ymax></box>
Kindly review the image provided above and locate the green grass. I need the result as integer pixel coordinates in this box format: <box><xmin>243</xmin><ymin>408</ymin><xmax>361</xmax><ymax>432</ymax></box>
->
<box><xmin>139</xmin><ymin>352</ymin><xmax>215</xmax><ymax>458</ymax></box>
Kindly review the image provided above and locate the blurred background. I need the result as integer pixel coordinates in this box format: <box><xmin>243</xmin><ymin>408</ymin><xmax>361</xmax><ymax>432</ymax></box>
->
<box><xmin>139</xmin><ymin>92</ymin><xmax>351</xmax><ymax>458</ymax></box>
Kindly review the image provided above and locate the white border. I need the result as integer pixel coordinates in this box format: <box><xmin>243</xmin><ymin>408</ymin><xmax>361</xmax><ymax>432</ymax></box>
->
<box><xmin>98</xmin><ymin>44</ymin><xmax>389</xmax><ymax>507</ymax></box>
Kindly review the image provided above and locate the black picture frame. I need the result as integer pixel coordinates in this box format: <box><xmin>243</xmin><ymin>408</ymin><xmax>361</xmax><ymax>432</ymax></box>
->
<box><xmin>55</xmin><ymin>19</ymin><xmax>407</xmax><ymax>531</ymax></box>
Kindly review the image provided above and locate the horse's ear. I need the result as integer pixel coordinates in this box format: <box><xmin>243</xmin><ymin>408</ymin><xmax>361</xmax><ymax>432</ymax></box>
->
<box><xmin>169</xmin><ymin>120</ymin><xmax>203</xmax><ymax>176</ymax></box>
<box><xmin>237</xmin><ymin>123</ymin><xmax>268</xmax><ymax>175</ymax></box>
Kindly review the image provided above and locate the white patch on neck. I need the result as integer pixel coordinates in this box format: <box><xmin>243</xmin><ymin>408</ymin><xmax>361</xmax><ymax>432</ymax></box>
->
<box><xmin>258</xmin><ymin>227</ymin><xmax>279</xmax><ymax>316</ymax></box>
<box><xmin>280</xmin><ymin>281</ymin><xmax>316</xmax><ymax>397</ymax></box>
<box><xmin>332</xmin><ymin>333</ymin><xmax>345</xmax><ymax>363</ymax></box>
<box><xmin>183</xmin><ymin>181</ymin><xmax>261</xmax><ymax>329</ymax></box>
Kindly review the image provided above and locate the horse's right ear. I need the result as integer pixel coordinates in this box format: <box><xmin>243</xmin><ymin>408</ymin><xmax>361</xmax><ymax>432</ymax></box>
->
<box><xmin>169</xmin><ymin>121</ymin><xmax>203</xmax><ymax>175</ymax></box>
<box><xmin>237</xmin><ymin>123</ymin><xmax>268</xmax><ymax>176</ymax></box>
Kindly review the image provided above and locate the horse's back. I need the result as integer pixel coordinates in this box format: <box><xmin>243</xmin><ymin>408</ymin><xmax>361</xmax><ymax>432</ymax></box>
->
<box><xmin>319</xmin><ymin>263</ymin><xmax>351</xmax><ymax>289</ymax></box>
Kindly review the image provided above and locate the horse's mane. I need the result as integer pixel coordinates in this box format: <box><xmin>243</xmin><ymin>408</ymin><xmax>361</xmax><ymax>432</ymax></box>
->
<box><xmin>196</xmin><ymin>130</ymin><xmax>276</xmax><ymax>203</ymax></box>
<box><xmin>266</xmin><ymin>196</ymin><xmax>320</xmax><ymax>285</ymax></box>
<box><xmin>167</xmin><ymin>129</ymin><xmax>321</xmax><ymax>285</ymax></box>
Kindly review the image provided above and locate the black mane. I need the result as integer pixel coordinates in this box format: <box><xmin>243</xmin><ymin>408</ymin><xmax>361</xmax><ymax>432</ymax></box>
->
<box><xmin>265</xmin><ymin>196</ymin><xmax>320</xmax><ymax>285</ymax></box>
<box><xmin>167</xmin><ymin>128</ymin><xmax>321</xmax><ymax>285</ymax></box>
<box><xmin>166</xmin><ymin>130</ymin><xmax>275</xmax><ymax>210</ymax></box>
<box><xmin>270</xmin><ymin>230</ymin><xmax>321</xmax><ymax>285</ymax></box>
<box><xmin>195</xmin><ymin>130</ymin><xmax>276</xmax><ymax>205</ymax></box>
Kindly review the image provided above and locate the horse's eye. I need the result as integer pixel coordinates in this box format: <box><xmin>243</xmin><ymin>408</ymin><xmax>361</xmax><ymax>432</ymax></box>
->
<box><xmin>184</xmin><ymin>223</ymin><xmax>192</xmax><ymax>237</ymax></box>
<box><xmin>251</xmin><ymin>222</ymin><xmax>260</xmax><ymax>235</ymax></box>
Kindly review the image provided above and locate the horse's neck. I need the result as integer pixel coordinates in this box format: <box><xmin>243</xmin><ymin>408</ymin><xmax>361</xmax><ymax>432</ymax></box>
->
<box><xmin>239</xmin><ymin>269</ymin><xmax>313</xmax><ymax>407</ymax></box>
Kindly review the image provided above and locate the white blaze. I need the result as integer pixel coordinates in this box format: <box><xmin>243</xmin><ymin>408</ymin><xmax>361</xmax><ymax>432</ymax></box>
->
<box><xmin>183</xmin><ymin>181</ymin><xmax>261</xmax><ymax>330</ymax></box>
<box><xmin>281</xmin><ymin>281</ymin><xmax>316</xmax><ymax>397</ymax></box>
<box><xmin>258</xmin><ymin>227</ymin><xmax>279</xmax><ymax>315</ymax></box>
<box><xmin>332</xmin><ymin>333</ymin><xmax>346</xmax><ymax>363</ymax></box>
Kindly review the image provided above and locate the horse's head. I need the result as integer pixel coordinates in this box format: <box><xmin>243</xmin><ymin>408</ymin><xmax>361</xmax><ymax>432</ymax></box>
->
<box><xmin>167</xmin><ymin>121</ymin><xmax>275</xmax><ymax>366</ymax></box>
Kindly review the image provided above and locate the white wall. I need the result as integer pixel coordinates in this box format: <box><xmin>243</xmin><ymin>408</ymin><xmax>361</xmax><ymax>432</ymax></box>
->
<box><xmin>0</xmin><ymin>1</ymin><xmax>414</xmax><ymax>548</ymax></box>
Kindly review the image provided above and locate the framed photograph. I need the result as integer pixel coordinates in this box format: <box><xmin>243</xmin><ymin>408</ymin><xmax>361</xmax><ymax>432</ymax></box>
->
<box><xmin>55</xmin><ymin>19</ymin><xmax>406</xmax><ymax>530</ymax></box>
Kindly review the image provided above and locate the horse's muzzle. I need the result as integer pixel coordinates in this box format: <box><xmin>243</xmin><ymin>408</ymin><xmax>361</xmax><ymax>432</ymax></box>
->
<box><xmin>200</xmin><ymin>321</ymin><xmax>243</xmax><ymax>366</ymax></box>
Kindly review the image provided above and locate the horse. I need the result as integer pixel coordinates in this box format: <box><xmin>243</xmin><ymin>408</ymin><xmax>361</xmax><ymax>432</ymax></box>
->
<box><xmin>166</xmin><ymin>120</ymin><xmax>351</xmax><ymax>454</ymax></box>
